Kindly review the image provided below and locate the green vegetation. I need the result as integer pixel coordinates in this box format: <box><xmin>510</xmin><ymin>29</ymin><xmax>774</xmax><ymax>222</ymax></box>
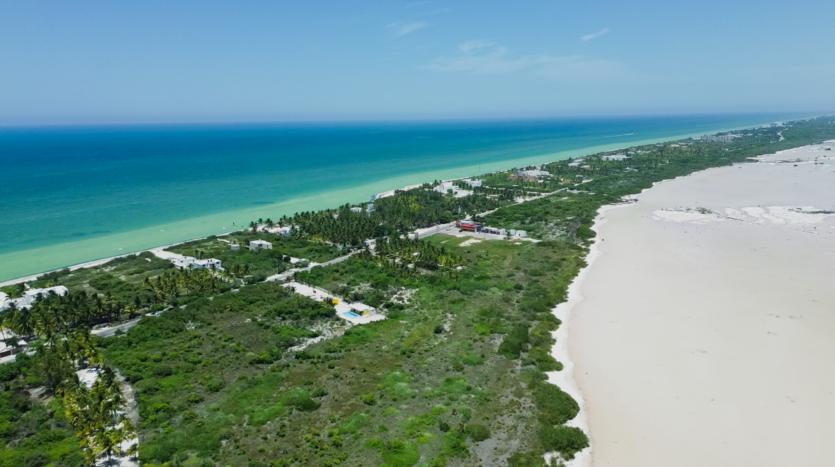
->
<box><xmin>2</xmin><ymin>117</ymin><xmax>834</xmax><ymax>467</ymax></box>
<box><xmin>283</xmin><ymin>188</ymin><xmax>503</xmax><ymax>246</ymax></box>
<box><xmin>166</xmin><ymin>232</ymin><xmax>342</xmax><ymax>282</ymax></box>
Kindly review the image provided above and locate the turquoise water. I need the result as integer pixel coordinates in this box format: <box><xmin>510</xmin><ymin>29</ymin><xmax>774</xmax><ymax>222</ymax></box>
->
<box><xmin>0</xmin><ymin>114</ymin><xmax>807</xmax><ymax>281</ymax></box>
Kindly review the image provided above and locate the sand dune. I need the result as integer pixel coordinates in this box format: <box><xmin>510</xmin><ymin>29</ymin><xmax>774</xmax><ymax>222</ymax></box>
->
<box><xmin>571</xmin><ymin>142</ymin><xmax>835</xmax><ymax>466</ymax></box>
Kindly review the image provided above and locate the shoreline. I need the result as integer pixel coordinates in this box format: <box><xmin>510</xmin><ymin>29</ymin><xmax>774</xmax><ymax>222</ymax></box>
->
<box><xmin>570</xmin><ymin>141</ymin><xmax>835</xmax><ymax>466</ymax></box>
<box><xmin>545</xmin><ymin>201</ymin><xmax>635</xmax><ymax>467</ymax></box>
<box><xmin>0</xmin><ymin>118</ymin><xmax>797</xmax><ymax>284</ymax></box>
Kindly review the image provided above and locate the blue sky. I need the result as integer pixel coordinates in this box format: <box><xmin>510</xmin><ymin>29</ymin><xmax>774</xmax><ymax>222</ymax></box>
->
<box><xmin>1</xmin><ymin>0</ymin><xmax>833</xmax><ymax>124</ymax></box>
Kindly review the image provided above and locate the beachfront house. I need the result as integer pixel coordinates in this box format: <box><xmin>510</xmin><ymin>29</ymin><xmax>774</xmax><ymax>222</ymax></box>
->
<box><xmin>602</xmin><ymin>154</ymin><xmax>630</xmax><ymax>161</ymax></box>
<box><xmin>351</xmin><ymin>207</ymin><xmax>362</xmax><ymax>213</ymax></box>
<box><xmin>463</xmin><ymin>179</ymin><xmax>483</xmax><ymax>188</ymax></box>
<box><xmin>434</xmin><ymin>182</ymin><xmax>455</xmax><ymax>194</ymax></box>
<box><xmin>0</xmin><ymin>330</ymin><xmax>27</xmax><ymax>359</ymax></box>
<box><xmin>250</xmin><ymin>240</ymin><xmax>272</xmax><ymax>251</ymax></box>
<box><xmin>231</xmin><ymin>244</ymin><xmax>240</xmax><ymax>250</ymax></box>
<box><xmin>701</xmin><ymin>134</ymin><xmax>739</xmax><ymax>143</ymax></box>
<box><xmin>516</xmin><ymin>169</ymin><xmax>549</xmax><ymax>178</ymax></box>
<box><xmin>171</xmin><ymin>257</ymin><xmax>223</xmax><ymax>270</ymax></box>
<box><xmin>0</xmin><ymin>285</ymin><xmax>70</xmax><ymax>311</ymax></box>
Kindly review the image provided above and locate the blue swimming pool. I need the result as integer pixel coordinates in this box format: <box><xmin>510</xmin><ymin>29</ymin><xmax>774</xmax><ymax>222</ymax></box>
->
<box><xmin>341</xmin><ymin>312</ymin><xmax>360</xmax><ymax>318</ymax></box>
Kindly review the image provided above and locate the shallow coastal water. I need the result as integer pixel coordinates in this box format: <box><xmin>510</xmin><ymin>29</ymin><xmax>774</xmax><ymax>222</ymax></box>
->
<box><xmin>0</xmin><ymin>114</ymin><xmax>803</xmax><ymax>281</ymax></box>
<box><xmin>572</xmin><ymin>143</ymin><xmax>835</xmax><ymax>466</ymax></box>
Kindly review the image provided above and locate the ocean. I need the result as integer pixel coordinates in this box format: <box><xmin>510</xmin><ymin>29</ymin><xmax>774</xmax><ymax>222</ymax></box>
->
<box><xmin>0</xmin><ymin>114</ymin><xmax>806</xmax><ymax>282</ymax></box>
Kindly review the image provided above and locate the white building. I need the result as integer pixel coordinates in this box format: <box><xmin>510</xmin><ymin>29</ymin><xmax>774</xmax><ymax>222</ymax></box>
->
<box><xmin>602</xmin><ymin>154</ymin><xmax>630</xmax><ymax>161</ymax></box>
<box><xmin>334</xmin><ymin>303</ymin><xmax>384</xmax><ymax>324</ymax></box>
<box><xmin>508</xmin><ymin>230</ymin><xmax>528</xmax><ymax>238</ymax></box>
<box><xmin>568</xmin><ymin>158</ymin><xmax>584</xmax><ymax>167</ymax></box>
<box><xmin>250</xmin><ymin>240</ymin><xmax>272</xmax><ymax>251</ymax></box>
<box><xmin>463</xmin><ymin>179</ymin><xmax>483</xmax><ymax>188</ymax></box>
<box><xmin>171</xmin><ymin>257</ymin><xmax>223</xmax><ymax>270</ymax></box>
<box><xmin>1</xmin><ymin>285</ymin><xmax>69</xmax><ymax>310</ymax></box>
<box><xmin>434</xmin><ymin>182</ymin><xmax>455</xmax><ymax>193</ymax></box>
<box><xmin>702</xmin><ymin>134</ymin><xmax>739</xmax><ymax>143</ymax></box>
<box><xmin>0</xmin><ymin>329</ymin><xmax>27</xmax><ymax>359</ymax></box>
<box><xmin>350</xmin><ymin>207</ymin><xmax>363</xmax><ymax>213</ymax></box>
<box><xmin>516</xmin><ymin>169</ymin><xmax>549</xmax><ymax>178</ymax></box>
<box><xmin>231</xmin><ymin>244</ymin><xmax>240</xmax><ymax>250</ymax></box>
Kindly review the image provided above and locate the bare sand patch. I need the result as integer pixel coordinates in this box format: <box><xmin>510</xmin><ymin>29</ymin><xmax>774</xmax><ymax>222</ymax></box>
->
<box><xmin>572</xmin><ymin>143</ymin><xmax>835</xmax><ymax>467</ymax></box>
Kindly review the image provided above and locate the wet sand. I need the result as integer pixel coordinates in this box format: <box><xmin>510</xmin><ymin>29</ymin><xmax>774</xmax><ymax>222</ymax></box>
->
<box><xmin>572</xmin><ymin>142</ymin><xmax>835</xmax><ymax>466</ymax></box>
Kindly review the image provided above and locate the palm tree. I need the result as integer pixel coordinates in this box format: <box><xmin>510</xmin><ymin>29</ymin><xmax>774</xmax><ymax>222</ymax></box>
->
<box><xmin>10</xmin><ymin>305</ymin><xmax>35</xmax><ymax>339</ymax></box>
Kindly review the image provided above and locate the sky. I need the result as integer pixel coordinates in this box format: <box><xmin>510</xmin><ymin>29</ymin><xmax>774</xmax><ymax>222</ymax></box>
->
<box><xmin>1</xmin><ymin>0</ymin><xmax>833</xmax><ymax>124</ymax></box>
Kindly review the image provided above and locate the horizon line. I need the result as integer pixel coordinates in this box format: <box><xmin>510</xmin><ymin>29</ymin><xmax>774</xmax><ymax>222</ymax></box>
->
<box><xmin>0</xmin><ymin>110</ymin><xmax>827</xmax><ymax>129</ymax></box>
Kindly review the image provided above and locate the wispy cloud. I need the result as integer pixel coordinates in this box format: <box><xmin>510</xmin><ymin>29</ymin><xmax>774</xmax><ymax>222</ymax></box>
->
<box><xmin>582</xmin><ymin>28</ymin><xmax>610</xmax><ymax>41</ymax></box>
<box><xmin>424</xmin><ymin>41</ymin><xmax>628</xmax><ymax>82</ymax></box>
<box><xmin>386</xmin><ymin>21</ymin><xmax>429</xmax><ymax>37</ymax></box>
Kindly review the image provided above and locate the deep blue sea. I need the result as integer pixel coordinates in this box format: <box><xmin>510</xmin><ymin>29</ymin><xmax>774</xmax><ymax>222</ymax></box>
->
<box><xmin>0</xmin><ymin>114</ymin><xmax>807</xmax><ymax>281</ymax></box>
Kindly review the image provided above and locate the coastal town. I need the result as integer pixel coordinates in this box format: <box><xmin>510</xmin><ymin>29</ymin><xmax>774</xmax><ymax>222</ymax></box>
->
<box><xmin>2</xmin><ymin>118</ymin><xmax>833</xmax><ymax>467</ymax></box>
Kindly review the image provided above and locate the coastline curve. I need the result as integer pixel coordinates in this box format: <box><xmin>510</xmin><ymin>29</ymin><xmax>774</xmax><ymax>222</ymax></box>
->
<box><xmin>544</xmin><ymin>201</ymin><xmax>635</xmax><ymax>467</ymax></box>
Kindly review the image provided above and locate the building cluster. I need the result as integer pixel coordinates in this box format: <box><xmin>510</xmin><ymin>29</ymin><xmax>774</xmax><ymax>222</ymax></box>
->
<box><xmin>455</xmin><ymin>220</ymin><xmax>526</xmax><ymax>237</ymax></box>
<box><xmin>602</xmin><ymin>154</ymin><xmax>630</xmax><ymax>161</ymax></box>
<box><xmin>701</xmin><ymin>134</ymin><xmax>739</xmax><ymax>143</ymax></box>
<box><xmin>350</xmin><ymin>204</ymin><xmax>374</xmax><ymax>214</ymax></box>
<box><xmin>0</xmin><ymin>285</ymin><xmax>69</xmax><ymax>311</ymax></box>
<box><xmin>171</xmin><ymin>257</ymin><xmax>223</xmax><ymax>270</ymax></box>
<box><xmin>516</xmin><ymin>169</ymin><xmax>550</xmax><ymax>178</ymax></box>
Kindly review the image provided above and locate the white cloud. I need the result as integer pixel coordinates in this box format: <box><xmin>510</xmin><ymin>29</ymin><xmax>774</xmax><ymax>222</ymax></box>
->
<box><xmin>424</xmin><ymin>41</ymin><xmax>627</xmax><ymax>82</ymax></box>
<box><xmin>582</xmin><ymin>28</ymin><xmax>610</xmax><ymax>41</ymax></box>
<box><xmin>387</xmin><ymin>21</ymin><xmax>429</xmax><ymax>37</ymax></box>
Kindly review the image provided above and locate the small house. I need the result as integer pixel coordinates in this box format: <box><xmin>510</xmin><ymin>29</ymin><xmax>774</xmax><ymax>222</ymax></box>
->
<box><xmin>20</xmin><ymin>286</ymin><xmax>69</xmax><ymax>308</ymax></box>
<box><xmin>0</xmin><ymin>330</ymin><xmax>27</xmax><ymax>359</ymax></box>
<box><xmin>231</xmin><ymin>244</ymin><xmax>240</xmax><ymax>251</ymax></box>
<box><xmin>463</xmin><ymin>179</ymin><xmax>483</xmax><ymax>188</ymax></box>
<box><xmin>434</xmin><ymin>182</ymin><xmax>455</xmax><ymax>194</ymax></box>
<box><xmin>250</xmin><ymin>240</ymin><xmax>272</xmax><ymax>251</ymax></box>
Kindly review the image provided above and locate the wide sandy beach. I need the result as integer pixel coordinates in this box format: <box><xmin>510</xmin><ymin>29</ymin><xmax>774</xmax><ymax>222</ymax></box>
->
<box><xmin>571</xmin><ymin>141</ymin><xmax>835</xmax><ymax>466</ymax></box>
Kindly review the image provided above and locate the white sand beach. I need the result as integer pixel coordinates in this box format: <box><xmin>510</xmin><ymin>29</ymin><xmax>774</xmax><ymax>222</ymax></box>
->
<box><xmin>571</xmin><ymin>142</ymin><xmax>835</xmax><ymax>466</ymax></box>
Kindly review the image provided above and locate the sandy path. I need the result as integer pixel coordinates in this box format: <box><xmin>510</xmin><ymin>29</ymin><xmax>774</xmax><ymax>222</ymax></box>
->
<box><xmin>572</xmin><ymin>142</ymin><xmax>835</xmax><ymax>466</ymax></box>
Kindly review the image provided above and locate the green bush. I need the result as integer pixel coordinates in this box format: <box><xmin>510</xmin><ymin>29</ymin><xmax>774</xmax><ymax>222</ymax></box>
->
<box><xmin>508</xmin><ymin>451</ymin><xmax>547</xmax><ymax>467</ymax></box>
<box><xmin>360</xmin><ymin>392</ymin><xmax>377</xmax><ymax>406</ymax></box>
<box><xmin>442</xmin><ymin>428</ymin><xmax>469</xmax><ymax>457</ymax></box>
<box><xmin>25</xmin><ymin>452</ymin><xmax>50</xmax><ymax>467</ymax></box>
<box><xmin>466</xmin><ymin>424</ymin><xmax>491</xmax><ymax>442</ymax></box>
<box><xmin>538</xmin><ymin>425</ymin><xmax>589</xmax><ymax>460</ymax></box>
<box><xmin>281</xmin><ymin>387</ymin><xmax>319</xmax><ymax>412</ymax></box>
<box><xmin>364</xmin><ymin>437</ymin><xmax>384</xmax><ymax>450</ymax></box>
<box><xmin>381</xmin><ymin>438</ymin><xmax>420</xmax><ymax>467</ymax></box>
<box><xmin>498</xmin><ymin>324</ymin><xmax>529</xmax><ymax>359</ymax></box>
<box><xmin>338</xmin><ymin>412</ymin><xmax>369</xmax><ymax>434</ymax></box>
